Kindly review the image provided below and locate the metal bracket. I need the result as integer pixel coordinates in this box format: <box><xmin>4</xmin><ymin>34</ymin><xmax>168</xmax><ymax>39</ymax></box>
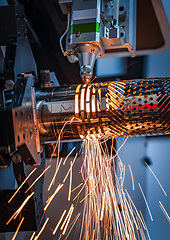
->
<box><xmin>12</xmin><ymin>74</ymin><xmax>41</xmax><ymax>165</ymax></box>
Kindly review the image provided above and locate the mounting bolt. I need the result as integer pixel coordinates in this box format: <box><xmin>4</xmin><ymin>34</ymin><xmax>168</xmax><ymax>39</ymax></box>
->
<box><xmin>75</xmin><ymin>31</ymin><xmax>81</xmax><ymax>37</ymax></box>
<box><xmin>12</xmin><ymin>153</ymin><xmax>22</xmax><ymax>164</ymax></box>
<box><xmin>4</xmin><ymin>80</ymin><xmax>14</xmax><ymax>91</ymax></box>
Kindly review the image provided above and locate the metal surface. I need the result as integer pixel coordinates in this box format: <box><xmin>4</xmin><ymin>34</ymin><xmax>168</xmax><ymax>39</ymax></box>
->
<box><xmin>58</xmin><ymin>0</ymin><xmax>170</xmax><ymax>82</ymax></box>
<box><xmin>62</xmin><ymin>0</ymin><xmax>136</xmax><ymax>81</ymax></box>
<box><xmin>35</xmin><ymin>78</ymin><xmax>170</xmax><ymax>141</ymax></box>
<box><xmin>100</xmin><ymin>0</ymin><xmax>136</xmax><ymax>57</ymax></box>
<box><xmin>0</xmin><ymin>5</ymin><xmax>37</xmax><ymax>83</ymax></box>
<box><xmin>74</xmin><ymin>78</ymin><xmax>170</xmax><ymax>139</ymax></box>
<box><xmin>36</xmin><ymin>85</ymin><xmax>79</xmax><ymax>142</ymax></box>
<box><xmin>12</xmin><ymin>75</ymin><xmax>41</xmax><ymax>165</ymax></box>
<box><xmin>69</xmin><ymin>0</ymin><xmax>102</xmax><ymax>82</ymax></box>
<box><xmin>25</xmin><ymin>146</ymin><xmax>46</xmax><ymax>230</ymax></box>
<box><xmin>59</xmin><ymin>0</ymin><xmax>170</xmax><ymax>56</ymax></box>
<box><xmin>75</xmin><ymin>44</ymin><xmax>101</xmax><ymax>83</ymax></box>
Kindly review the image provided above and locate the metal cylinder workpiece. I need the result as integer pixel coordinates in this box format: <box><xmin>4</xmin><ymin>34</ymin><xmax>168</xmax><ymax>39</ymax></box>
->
<box><xmin>36</xmin><ymin>78</ymin><xmax>170</xmax><ymax>142</ymax></box>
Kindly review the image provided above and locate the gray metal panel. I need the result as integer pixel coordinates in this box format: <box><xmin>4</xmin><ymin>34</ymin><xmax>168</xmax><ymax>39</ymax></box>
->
<box><xmin>72</xmin><ymin>0</ymin><xmax>100</xmax><ymax>11</ymax></box>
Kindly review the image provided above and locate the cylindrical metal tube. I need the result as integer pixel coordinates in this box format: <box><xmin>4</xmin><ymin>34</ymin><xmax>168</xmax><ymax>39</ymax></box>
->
<box><xmin>36</xmin><ymin>85</ymin><xmax>79</xmax><ymax>142</ymax></box>
<box><xmin>36</xmin><ymin>78</ymin><xmax>170</xmax><ymax>142</ymax></box>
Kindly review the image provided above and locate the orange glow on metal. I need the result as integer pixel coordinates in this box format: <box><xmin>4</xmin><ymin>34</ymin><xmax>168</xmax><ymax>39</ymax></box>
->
<box><xmin>86</xmin><ymin>85</ymin><xmax>91</xmax><ymax>113</ymax></box>
<box><xmin>80</xmin><ymin>86</ymin><xmax>86</xmax><ymax>111</ymax></box>
<box><xmin>75</xmin><ymin>85</ymin><xmax>81</xmax><ymax>115</ymax></box>
<box><xmin>92</xmin><ymin>86</ymin><xmax>96</xmax><ymax>113</ymax></box>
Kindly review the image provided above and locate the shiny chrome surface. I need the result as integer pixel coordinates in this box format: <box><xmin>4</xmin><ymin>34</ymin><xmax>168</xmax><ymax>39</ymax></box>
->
<box><xmin>74</xmin><ymin>44</ymin><xmax>101</xmax><ymax>83</ymax></box>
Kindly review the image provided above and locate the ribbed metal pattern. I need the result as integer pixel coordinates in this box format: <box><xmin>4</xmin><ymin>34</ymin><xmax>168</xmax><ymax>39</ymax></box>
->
<box><xmin>75</xmin><ymin>78</ymin><xmax>170</xmax><ymax>139</ymax></box>
<box><xmin>121</xmin><ymin>78</ymin><xmax>170</xmax><ymax>137</ymax></box>
<box><xmin>36</xmin><ymin>78</ymin><xmax>170</xmax><ymax>141</ymax></box>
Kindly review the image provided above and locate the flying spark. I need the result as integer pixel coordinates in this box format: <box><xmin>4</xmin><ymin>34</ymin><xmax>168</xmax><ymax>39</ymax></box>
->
<box><xmin>34</xmin><ymin>217</ymin><xmax>49</xmax><ymax>240</ymax></box>
<box><xmin>60</xmin><ymin>204</ymin><xmax>74</xmax><ymax>231</ymax></box>
<box><xmin>65</xmin><ymin>213</ymin><xmax>81</xmax><ymax>240</ymax></box>
<box><xmin>8</xmin><ymin>167</ymin><xmax>37</xmax><ymax>203</ymax></box>
<box><xmin>53</xmin><ymin>210</ymin><xmax>67</xmax><ymax>235</ymax></box>
<box><xmin>68</xmin><ymin>161</ymin><xmax>73</xmax><ymax>201</ymax></box>
<box><xmin>25</xmin><ymin>165</ymin><xmax>51</xmax><ymax>194</ymax></box>
<box><xmin>6</xmin><ymin>192</ymin><xmax>34</xmax><ymax>225</ymax></box>
<box><xmin>30</xmin><ymin>232</ymin><xmax>36</xmax><ymax>240</ymax></box>
<box><xmin>48</xmin><ymin>158</ymin><xmax>63</xmax><ymax>191</ymax></box>
<box><xmin>44</xmin><ymin>184</ymin><xmax>64</xmax><ymax>211</ymax></box>
<box><xmin>12</xmin><ymin>217</ymin><xmax>24</xmax><ymax>240</ymax></box>
<box><xmin>62</xmin><ymin>205</ymin><xmax>74</xmax><ymax>235</ymax></box>
<box><xmin>138</xmin><ymin>183</ymin><xmax>153</xmax><ymax>221</ymax></box>
<box><xmin>128</xmin><ymin>165</ymin><xmax>135</xmax><ymax>191</ymax></box>
<box><xmin>145</xmin><ymin>162</ymin><xmax>167</xmax><ymax>196</ymax></box>
<box><xmin>63</xmin><ymin>147</ymin><xmax>76</xmax><ymax>165</ymax></box>
<box><xmin>159</xmin><ymin>201</ymin><xmax>170</xmax><ymax>223</ymax></box>
<box><xmin>63</xmin><ymin>153</ymin><xmax>78</xmax><ymax>183</ymax></box>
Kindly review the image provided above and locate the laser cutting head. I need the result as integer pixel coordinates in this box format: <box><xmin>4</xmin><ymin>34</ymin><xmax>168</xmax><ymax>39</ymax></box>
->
<box><xmin>74</xmin><ymin>44</ymin><xmax>101</xmax><ymax>83</ymax></box>
<box><xmin>59</xmin><ymin>0</ymin><xmax>136</xmax><ymax>82</ymax></box>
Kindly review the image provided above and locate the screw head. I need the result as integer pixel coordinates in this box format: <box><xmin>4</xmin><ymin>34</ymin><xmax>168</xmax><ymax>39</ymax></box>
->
<box><xmin>75</xmin><ymin>31</ymin><xmax>81</xmax><ymax>37</ymax></box>
<box><xmin>4</xmin><ymin>80</ymin><xmax>14</xmax><ymax>90</ymax></box>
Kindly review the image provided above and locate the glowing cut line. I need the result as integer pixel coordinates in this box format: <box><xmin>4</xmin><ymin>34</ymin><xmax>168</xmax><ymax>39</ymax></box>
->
<box><xmin>145</xmin><ymin>162</ymin><xmax>167</xmax><ymax>196</ymax></box>
<box><xmin>8</xmin><ymin>167</ymin><xmax>37</xmax><ymax>203</ymax></box>
<box><xmin>128</xmin><ymin>165</ymin><xmax>135</xmax><ymax>191</ymax></box>
<box><xmin>138</xmin><ymin>183</ymin><xmax>153</xmax><ymax>221</ymax></box>
<box><xmin>75</xmin><ymin>85</ymin><xmax>81</xmax><ymax>115</ymax></box>
<box><xmin>75</xmin><ymin>94</ymin><xmax>79</xmax><ymax>114</ymax></box>
<box><xmin>97</xmin><ymin>88</ymin><xmax>101</xmax><ymax>112</ymax></box>
<box><xmin>92</xmin><ymin>86</ymin><xmax>96</xmax><ymax>113</ymax></box>
<box><xmin>80</xmin><ymin>87</ymin><xmax>86</xmax><ymax>111</ymax></box>
<box><xmin>12</xmin><ymin>217</ymin><xmax>24</xmax><ymax>240</ymax></box>
<box><xmin>25</xmin><ymin>165</ymin><xmax>51</xmax><ymax>194</ymax></box>
<box><xmin>53</xmin><ymin>210</ymin><xmax>67</xmax><ymax>235</ymax></box>
<box><xmin>86</xmin><ymin>85</ymin><xmax>91</xmax><ymax>113</ymax></box>
<box><xmin>34</xmin><ymin>217</ymin><xmax>49</xmax><ymax>240</ymax></box>
<box><xmin>63</xmin><ymin>147</ymin><xmax>76</xmax><ymax>165</ymax></box>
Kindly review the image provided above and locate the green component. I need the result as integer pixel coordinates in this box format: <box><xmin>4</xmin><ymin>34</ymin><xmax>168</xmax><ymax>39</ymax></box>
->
<box><xmin>71</xmin><ymin>22</ymin><xmax>100</xmax><ymax>35</ymax></box>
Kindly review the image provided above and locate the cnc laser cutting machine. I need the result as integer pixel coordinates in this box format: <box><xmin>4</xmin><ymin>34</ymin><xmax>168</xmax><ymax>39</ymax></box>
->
<box><xmin>0</xmin><ymin>0</ymin><xmax>170</xmax><ymax>238</ymax></box>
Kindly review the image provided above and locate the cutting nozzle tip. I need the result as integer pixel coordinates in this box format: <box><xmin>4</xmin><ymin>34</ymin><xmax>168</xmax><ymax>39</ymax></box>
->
<box><xmin>82</xmin><ymin>77</ymin><xmax>91</xmax><ymax>84</ymax></box>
